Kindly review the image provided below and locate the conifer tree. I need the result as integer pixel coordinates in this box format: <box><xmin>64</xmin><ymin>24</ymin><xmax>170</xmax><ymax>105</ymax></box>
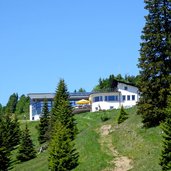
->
<box><xmin>0</xmin><ymin>103</ymin><xmax>2</xmax><ymax>115</ymax></box>
<box><xmin>160</xmin><ymin>92</ymin><xmax>171</xmax><ymax>170</ymax></box>
<box><xmin>49</xmin><ymin>79</ymin><xmax>79</xmax><ymax>170</ymax></box>
<box><xmin>137</xmin><ymin>0</ymin><xmax>171</xmax><ymax>127</ymax></box>
<box><xmin>38</xmin><ymin>99</ymin><xmax>49</xmax><ymax>144</ymax></box>
<box><xmin>15</xmin><ymin>95</ymin><xmax>29</xmax><ymax>116</ymax></box>
<box><xmin>17</xmin><ymin>124</ymin><xmax>36</xmax><ymax>162</ymax></box>
<box><xmin>48</xmin><ymin>121</ymin><xmax>79</xmax><ymax>171</ymax></box>
<box><xmin>118</xmin><ymin>106</ymin><xmax>128</xmax><ymax>124</ymax></box>
<box><xmin>6</xmin><ymin>93</ymin><xmax>18</xmax><ymax>114</ymax></box>
<box><xmin>51</xmin><ymin>79</ymin><xmax>77</xmax><ymax>140</ymax></box>
<box><xmin>0</xmin><ymin>146</ymin><xmax>11</xmax><ymax>171</ymax></box>
<box><xmin>0</xmin><ymin>116</ymin><xmax>11</xmax><ymax>171</ymax></box>
<box><xmin>0</xmin><ymin>113</ymin><xmax>21</xmax><ymax>151</ymax></box>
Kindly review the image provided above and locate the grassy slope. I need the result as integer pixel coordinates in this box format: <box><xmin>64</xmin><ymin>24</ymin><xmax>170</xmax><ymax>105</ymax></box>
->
<box><xmin>12</xmin><ymin>107</ymin><xmax>163</xmax><ymax>171</ymax></box>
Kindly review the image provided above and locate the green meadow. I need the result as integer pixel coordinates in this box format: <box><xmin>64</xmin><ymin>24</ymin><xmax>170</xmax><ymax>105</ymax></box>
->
<box><xmin>12</xmin><ymin>107</ymin><xmax>163</xmax><ymax>171</ymax></box>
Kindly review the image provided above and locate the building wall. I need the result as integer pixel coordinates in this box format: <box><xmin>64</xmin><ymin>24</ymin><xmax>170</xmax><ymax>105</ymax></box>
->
<box><xmin>118</xmin><ymin>82</ymin><xmax>139</xmax><ymax>108</ymax></box>
<box><xmin>90</xmin><ymin>83</ymin><xmax>139</xmax><ymax>112</ymax></box>
<box><xmin>90</xmin><ymin>92</ymin><xmax>121</xmax><ymax>112</ymax></box>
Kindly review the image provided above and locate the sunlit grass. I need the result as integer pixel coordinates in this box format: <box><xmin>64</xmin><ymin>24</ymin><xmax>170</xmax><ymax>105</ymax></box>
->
<box><xmin>12</xmin><ymin>107</ymin><xmax>163</xmax><ymax>171</ymax></box>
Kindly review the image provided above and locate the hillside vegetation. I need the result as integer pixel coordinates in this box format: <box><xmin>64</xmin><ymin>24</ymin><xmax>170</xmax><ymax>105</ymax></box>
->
<box><xmin>12</xmin><ymin>107</ymin><xmax>162</xmax><ymax>171</ymax></box>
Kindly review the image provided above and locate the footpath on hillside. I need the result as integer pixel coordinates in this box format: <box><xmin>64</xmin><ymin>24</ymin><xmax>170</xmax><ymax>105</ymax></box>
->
<box><xmin>99</xmin><ymin>124</ymin><xmax>133</xmax><ymax>171</ymax></box>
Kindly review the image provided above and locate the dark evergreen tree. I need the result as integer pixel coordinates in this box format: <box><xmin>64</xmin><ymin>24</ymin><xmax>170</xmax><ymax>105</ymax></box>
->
<box><xmin>93</xmin><ymin>74</ymin><xmax>138</xmax><ymax>92</ymax></box>
<box><xmin>48</xmin><ymin>121</ymin><xmax>79</xmax><ymax>171</ymax></box>
<box><xmin>109</xmin><ymin>74</ymin><xmax>118</xmax><ymax>90</ymax></box>
<box><xmin>118</xmin><ymin>105</ymin><xmax>128</xmax><ymax>124</ymax></box>
<box><xmin>160</xmin><ymin>92</ymin><xmax>171</xmax><ymax>170</ymax></box>
<box><xmin>38</xmin><ymin>99</ymin><xmax>49</xmax><ymax>144</ymax></box>
<box><xmin>0</xmin><ymin>103</ymin><xmax>2</xmax><ymax>115</ymax></box>
<box><xmin>51</xmin><ymin>79</ymin><xmax>77</xmax><ymax>140</ymax></box>
<box><xmin>0</xmin><ymin>113</ymin><xmax>21</xmax><ymax>151</ymax></box>
<box><xmin>0</xmin><ymin>116</ymin><xmax>11</xmax><ymax>171</ymax></box>
<box><xmin>137</xmin><ymin>0</ymin><xmax>171</xmax><ymax>127</ymax></box>
<box><xmin>116</xmin><ymin>74</ymin><xmax>124</xmax><ymax>82</ymax></box>
<box><xmin>15</xmin><ymin>95</ymin><xmax>27</xmax><ymax>114</ymax></box>
<box><xmin>78</xmin><ymin>88</ymin><xmax>86</xmax><ymax>92</ymax></box>
<box><xmin>0</xmin><ymin>146</ymin><xmax>11</xmax><ymax>171</ymax></box>
<box><xmin>6</xmin><ymin>93</ymin><xmax>18</xmax><ymax>114</ymax></box>
<box><xmin>17</xmin><ymin>123</ymin><xmax>36</xmax><ymax>162</ymax></box>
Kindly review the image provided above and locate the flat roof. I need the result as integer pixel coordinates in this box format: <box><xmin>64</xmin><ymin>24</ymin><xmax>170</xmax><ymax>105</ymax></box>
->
<box><xmin>28</xmin><ymin>92</ymin><xmax>92</xmax><ymax>100</ymax></box>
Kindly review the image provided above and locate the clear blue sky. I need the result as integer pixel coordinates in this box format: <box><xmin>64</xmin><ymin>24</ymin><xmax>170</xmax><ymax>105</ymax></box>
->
<box><xmin>0</xmin><ymin>0</ymin><xmax>146</xmax><ymax>106</ymax></box>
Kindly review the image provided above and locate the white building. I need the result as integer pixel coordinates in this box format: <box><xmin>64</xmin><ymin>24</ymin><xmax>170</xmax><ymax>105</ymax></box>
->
<box><xmin>90</xmin><ymin>82</ymin><xmax>139</xmax><ymax>112</ymax></box>
<box><xmin>28</xmin><ymin>82</ymin><xmax>139</xmax><ymax>120</ymax></box>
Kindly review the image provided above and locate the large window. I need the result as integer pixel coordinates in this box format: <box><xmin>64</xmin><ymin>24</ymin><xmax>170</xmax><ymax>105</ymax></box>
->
<box><xmin>93</xmin><ymin>96</ymin><xmax>103</xmax><ymax>102</ymax></box>
<box><xmin>105</xmin><ymin>95</ymin><xmax>118</xmax><ymax>101</ymax></box>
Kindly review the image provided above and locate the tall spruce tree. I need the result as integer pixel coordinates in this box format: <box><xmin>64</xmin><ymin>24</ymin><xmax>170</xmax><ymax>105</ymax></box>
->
<box><xmin>160</xmin><ymin>92</ymin><xmax>171</xmax><ymax>170</ymax></box>
<box><xmin>38</xmin><ymin>99</ymin><xmax>49</xmax><ymax>144</ymax></box>
<box><xmin>17</xmin><ymin>123</ymin><xmax>36</xmax><ymax>162</ymax></box>
<box><xmin>137</xmin><ymin>0</ymin><xmax>171</xmax><ymax>127</ymax></box>
<box><xmin>49</xmin><ymin>79</ymin><xmax>79</xmax><ymax>170</ymax></box>
<box><xmin>51</xmin><ymin>79</ymin><xmax>77</xmax><ymax>140</ymax></box>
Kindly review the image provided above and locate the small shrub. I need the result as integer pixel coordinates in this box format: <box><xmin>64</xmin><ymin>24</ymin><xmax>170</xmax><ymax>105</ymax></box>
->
<box><xmin>118</xmin><ymin>106</ymin><xmax>128</xmax><ymax>124</ymax></box>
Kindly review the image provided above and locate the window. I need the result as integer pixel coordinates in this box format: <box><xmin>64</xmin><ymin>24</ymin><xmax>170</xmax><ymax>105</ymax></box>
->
<box><xmin>124</xmin><ymin>86</ymin><xmax>128</xmax><ymax>90</ymax></box>
<box><xmin>93</xmin><ymin>96</ymin><xmax>103</xmax><ymax>102</ymax></box>
<box><xmin>122</xmin><ymin>95</ymin><xmax>126</xmax><ymax>101</ymax></box>
<box><xmin>132</xmin><ymin>95</ymin><xmax>135</xmax><ymax>101</ymax></box>
<box><xmin>105</xmin><ymin>96</ymin><xmax>118</xmax><ymax>101</ymax></box>
<box><xmin>110</xmin><ymin>106</ymin><xmax>114</xmax><ymax>109</ymax></box>
<box><xmin>127</xmin><ymin>95</ymin><xmax>130</xmax><ymax>101</ymax></box>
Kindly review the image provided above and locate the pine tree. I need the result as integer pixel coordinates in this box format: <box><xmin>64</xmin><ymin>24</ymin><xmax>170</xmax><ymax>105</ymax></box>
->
<box><xmin>17</xmin><ymin>123</ymin><xmax>36</xmax><ymax>162</ymax></box>
<box><xmin>15</xmin><ymin>95</ymin><xmax>29</xmax><ymax>115</ymax></box>
<box><xmin>48</xmin><ymin>121</ymin><xmax>79</xmax><ymax>171</ymax></box>
<box><xmin>137</xmin><ymin>0</ymin><xmax>171</xmax><ymax>127</ymax></box>
<box><xmin>160</xmin><ymin>92</ymin><xmax>171</xmax><ymax>170</ymax></box>
<box><xmin>6</xmin><ymin>93</ymin><xmax>18</xmax><ymax>114</ymax></box>
<box><xmin>49</xmin><ymin>79</ymin><xmax>79</xmax><ymax>170</ymax></box>
<box><xmin>51</xmin><ymin>79</ymin><xmax>77</xmax><ymax>140</ymax></box>
<box><xmin>38</xmin><ymin>99</ymin><xmax>49</xmax><ymax>144</ymax></box>
<box><xmin>0</xmin><ymin>116</ymin><xmax>11</xmax><ymax>171</ymax></box>
<box><xmin>118</xmin><ymin>106</ymin><xmax>128</xmax><ymax>124</ymax></box>
<box><xmin>0</xmin><ymin>113</ymin><xmax>21</xmax><ymax>151</ymax></box>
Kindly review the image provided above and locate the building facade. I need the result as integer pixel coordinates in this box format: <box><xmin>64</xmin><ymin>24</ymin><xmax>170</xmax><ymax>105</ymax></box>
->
<box><xmin>28</xmin><ymin>92</ymin><xmax>91</xmax><ymax>121</ymax></box>
<box><xmin>28</xmin><ymin>82</ymin><xmax>139</xmax><ymax>120</ymax></box>
<box><xmin>89</xmin><ymin>82</ymin><xmax>139</xmax><ymax>112</ymax></box>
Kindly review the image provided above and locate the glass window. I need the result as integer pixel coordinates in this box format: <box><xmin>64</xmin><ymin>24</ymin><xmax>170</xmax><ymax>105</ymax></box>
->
<box><xmin>93</xmin><ymin>96</ymin><xmax>103</xmax><ymax>102</ymax></box>
<box><xmin>132</xmin><ymin>95</ymin><xmax>135</xmax><ymax>101</ymax></box>
<box><xmin>105</xmin><ymin>96</ymin><xmax>118</xmax><ymax>101</ymax></box>
<box><xmin>122</xmin><ymin>95</ymin><xmax>126</xmax><ymax>101</ymax></box>
<box><xmin>108</xmin><ymin>96</ymin><xmax>115</xmax><ymax>101</ymax></box>
<box><xmin>127</xmin><ymin>95</ymin><xmax>130</xmax><ymax>101</ymax></box>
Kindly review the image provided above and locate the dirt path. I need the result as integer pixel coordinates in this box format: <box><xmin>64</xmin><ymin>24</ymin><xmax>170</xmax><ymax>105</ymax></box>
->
<box><xmin>99</xmin><ymin>125</ymin><xmax>133</xmax><ymax>171</ymax></box>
